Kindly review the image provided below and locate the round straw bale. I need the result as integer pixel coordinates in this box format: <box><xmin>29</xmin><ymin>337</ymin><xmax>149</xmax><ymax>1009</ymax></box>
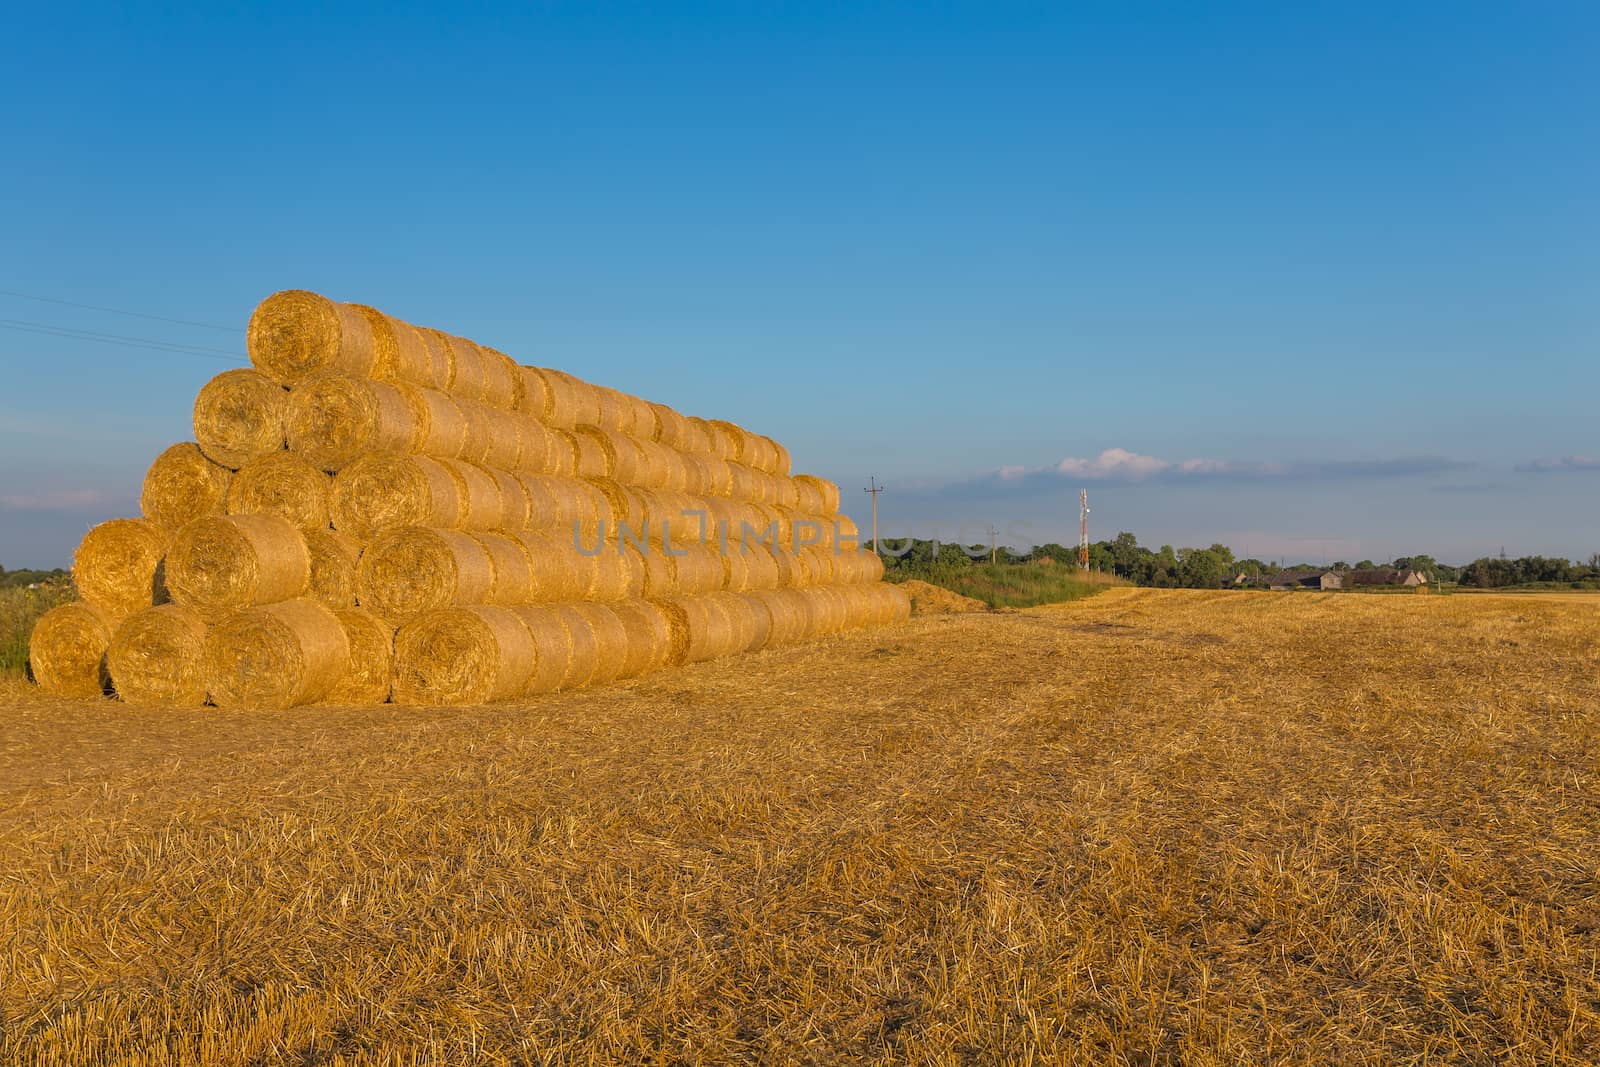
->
<box><xmin>628</xmin><ymin>438</ymin><xmax>678</xmax><ymax>490</ymax></box>
<box><xmin>286</xmin><ymin>375</ymin><xmax>419</xmax><ymax>471</ymax></box>
<box><xmin>108</xmin><ymin>604</ymin><xmax>208</xmax><ymax>706</ymax></box>
<box><xmin>609</xmin><ymin>599</ymin><xmax>673</xmax><ymax>679</ymax></box>
<box><xmin>141</xmin><ymin>442</ymin><xmax>231</xmax><ymax>533</ymax></box>
<box><xmin>566</xmin><ymin>427</ymin><xmax>611</xmax><ymax>478</ymax></box>
<box><xmin>544</xmin><ymin>369</ymin><xmax>602</xmax><ymax>427</ymax></box>
<box><xmin>563</xmin><ymin>603</ymin><xmax>629</xmax><ymax>686</ymax></box>
<box><xmin>580</xmin><ymin>540</ymin><xmax>644</xmax><ymax>601</ymax></box>
<box><xmin>639</xmin><ymin>549</ymin><xmax>677</xmax><ymax>599</ymax></box>
<box><xmin>780</xmin><ymin>587</ymin><xmax>820</xmax><ymax>639</ymax></box>
<box><xmin>227</xmin><ymin>451</ymin><xmax>331</xmax><ymax>532</ymax></box>
<box><xmin>513</xmin><ymin>416</ymin><xmax>563</xmax><ymax>476</ymax></box>
<box><xmin>74</xmin><ymin>518</ymin><xmax>169</xmax><ymax>620</ymax></box>
<box><xmin>673</xmin><ymin>545</ymin><xmax>725</xmax><ymax>595</ymax></box>
<box><xmin>638</xmin><ymin>489</ymin><xmax>703</xmax><ymax>548</ymax></box>
<box><xmin>771</xmin><ymin>476</ymin><xmax>801</xmax><ymax>510</ymax></box>
<box><xmin>547</xmin><ymin>604</ymin><xmax>601</xmax><ymax>690</ymax></box>
<box><xmin>677</xmin><ymin>452</ymin><xmax>710</xmax><ymax>496</ymax></box>
<box><xmin>546</xmin><ymin>428</ymin><xmax>583</xmax><ymax>476</ymax></box>
<box><xmin>477</xmin><ymin>346</ymin><xmax>519</xmax><ymax>410</ymax></box>
<box><xmin>794</xmin><ymin>474</ymin><xmax>841</xmax><ymax>515</ymax></box>
<box><xmin>706</xmin><ymin>420</ymin><xmax>746</xmax><ymax>462</ymax></box>
<box><xmin>205</xmin><ymin>599</ymin><xmax>349</xmax><ymax>709</ymax></box>
<box><xmin>747</xmin><ymin>589</ymin><xmax>804</xmax><ymax>648</ymax></box>
<box><xmin>517</xmin><ymin>474</ymin><xmax>591</xmax><ymax>533</ymax></box>
<box><xmin>193</xmin><ymin>369</ymin><xmax>287</xmax><ymax>470</ymax></box>
<box><xmin>330</xmin><ymin>454</ymin><xmax>464</xmax><ymax>540</ymax></box>
<box><xmin>791</xmin><ymin>479</ymin><xmax>824</xmax><ymax>515</ymax></box>
<box><xmin>803</xmin><ymin>545</ymin><xmax>837</xmax><ymax>585</ymax></box>
<box><xmin>247</xmin><ymin>290</ymin><xmax>377</xmax><ymax>384</ymax></box>
<box><xmin>703</xmin><ymin>592</ymin><xmax>754</xmax><ymax>651</ymax></box>
<box><xmin>720</xmin><ymin>546</ymin><xmax>751</xmax><ymax>592</ymax></box>
<box><xmin>738</xmin><ymin>544</ymin><xmax>782</xmax><ymax>591</ymax></box>
<box><xmin>739</xmin><ymin>433</ymin><xmax>775</xmax><ymax>475</ymax></box>
<box><xmin>731</xmin><ymin>592</ymin><xmax>775</xmax><ymax>652</ymax></box>
<box><xmin>767</xmin><ymin>544</ymin><xmax>802</xmax><ymax>587</ymax></box>
<box><xmin>357</xmin><ymin>527</ymin><xmax>494</xmax><ymax>625</ymax></box>
<box><xmin>681</xmin><ymin>416</ymin><xmax>716</xmax><ymax>454</ymax></box>
<box><xmin>516</xmin><ymin>365</ymin><xmax>555</xmax><ymax>422</ymax></box>
<box><xmin>649</xmin><ymin>597</ymin><xmax>692</xmax><ymax>666</ymax></box>
<box><xmin>585</xmin><ymin>477</ymin><xmax>645</xmax><ymax>534</ymax></box>
<box><xmin>649</xmin><ymin>403</ymin><xmax>687</xmax><ymax>448</ymax></box>
<box><xmin>29</xmin><ymin>602</ymin><xmax>112</xmax><ymax>698</ymax></box>
<box><xmin>574</xmin><ymin>426</ymin><xmax>643</xmax><ymax>483</ymax></box>
<box><xmin>769</xmin><ymin>438</ymin><xmax>792</xmax><ymax>478</ymax></box>
<box><xmin>305</xmin><ymin>528</ymin><xmax>360</xmax><ymax>610</ymax></box>
<box><xmin>443</xmin><ymin>334</ymin><xmax>486</xmax><ymax>401</ymax></box>
<box><xmin>657</xmin><ymin>595</ymin><xmax>737</xmax><ymax>662</ymax></box>
<box><xmin>318</xmin><ymin>607</ymin><xmax>393</xmax><ymax>705</ymax></box>
<box><xmin>437</xmin><ymin>459</ymin><xmax>504</xmax><ymax>531</ymax></box>
<box><xmin>882</xmin><ymin>582</ymin><xmax>912</xmax><ymax>623</ymax></box>
<box><xmin>591</xmin><ymin>387</ymin><xmax>628</xmax><ymax>433</ymax></box>
<box><xmin>484</xmin><ymin>405</ymin><xmax>531</xmax><ymax>469</ymax></box>
<box><xmin>396</xmin><ymin>385</ymin><xmax>469</xmax><ymax>459</ymax></box>
<box><xmin>526</xmin><ymin>368</ymin><xmax>577</xmax><ymax>428</ymax></box>
<box><xmin>506</xmin><ymin>605</ymin><xmax>573</xmax><ymax>695</ymax></box>
<box><xmin>348</xmin><ymin>305</ymin><xmax>433</xmax><ymax>387</ymax></box>
<box><xmin>693</xmin><ymin>453</ymin><xmax>735</xmax><ymax>496</ymax></box>
<box><xmin>510</xmin><ymin>531</ymin><xmax>584</xmax><ymax>601</ymax></box>
<box><xmin>474</xmin><ymin>532</ymin><xmax>534</xmax><ymax>605</ymax></box>
<box><xmin>491</xmin><ymin>467</ymin><xmax>531</xmax><ymax>529</ymax></box>
<box><xmin>166</xmin><ymin>513</ymin><xmax>310</xmax><ymax>618</ymax></box>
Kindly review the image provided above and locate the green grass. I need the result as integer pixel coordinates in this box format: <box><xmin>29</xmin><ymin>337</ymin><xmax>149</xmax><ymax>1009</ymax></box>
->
<box><xmin>887</xmin><ymin>561</ymin><xmax>1123</xmax><ymax>608</ymax></box>
<box><xmin>0</xmin><ymin>583</ymin><xmax>77</xmax><ymax>676</ymax></box>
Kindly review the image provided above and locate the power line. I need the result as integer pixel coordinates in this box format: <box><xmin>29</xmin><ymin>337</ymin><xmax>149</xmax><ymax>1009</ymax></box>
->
<box><xmin>0</xmin><ymin>319</ymin><xmax>246</xmax><ymax>362</ymax></box>
<box><xmin>0</xmin><ymin>287</ymin><xmax>236</xmax><ymax>332</ymax></box>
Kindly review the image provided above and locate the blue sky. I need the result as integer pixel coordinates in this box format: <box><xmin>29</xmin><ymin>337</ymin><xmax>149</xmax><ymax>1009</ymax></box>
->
<box><xmin>2</xmin><ymin>3</ymin><xmax>1596</xmax><ymax>566</ymax></box>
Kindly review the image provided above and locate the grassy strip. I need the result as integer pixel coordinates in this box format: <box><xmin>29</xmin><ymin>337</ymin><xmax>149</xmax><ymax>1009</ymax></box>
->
<box><xmin>887</xmin><ymin>561</ymin><xmax>1123</xmax><ymax>608</ymax></box>
<box><xmin>0</xmin><ymin>583</ymin><xmax>77</xmax><ymax>675</ymax></box>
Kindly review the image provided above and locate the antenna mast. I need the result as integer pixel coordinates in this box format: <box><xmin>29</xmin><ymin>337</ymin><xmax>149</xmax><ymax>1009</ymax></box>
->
<box><xmin>1079</xmin><ymin>488</ymin><xmax>1090</xmax><ymax>571</ymax></box>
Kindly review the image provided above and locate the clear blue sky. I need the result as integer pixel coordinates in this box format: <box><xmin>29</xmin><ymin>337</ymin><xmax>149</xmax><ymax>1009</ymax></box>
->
<box><xmin>2</xmin><ymin>3</ymin><xmax>1596</xmax><ymax>566</ymax></box>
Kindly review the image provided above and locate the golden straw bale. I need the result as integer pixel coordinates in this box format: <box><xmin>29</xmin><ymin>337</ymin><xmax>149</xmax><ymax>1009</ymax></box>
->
<box><xmin>672</xmin><ymin>545</ymin><xmax>725</xmax><ymax>595</ymax></box>
<box><xmin>639</xmin><ymin>549</ymin><xmax>677</xmax><ymax>599</ymax></box>
<box><xmin>516</xmin><ymin>474</ymin><xmax>594</xmax><ymax>533</ymax></box>
<box><xmin>580</xmin><ymin>542</ymin><xmax>645</xmax><ymax>601</ymax></box>
<box><xmin>393</xmin><ymin>605</ymin><xmax>534</xmax><ymax>705</ymax></box>
<box><xmin>205</xmin><ymin>599</ymin><xmax>350</xmax><ymax>709</ymax></box>
<box><xmin>544</xmin><ymin>369</ymin><xmax>603</xmax><ymax>427</ymax></box>
<box><xmin>491</xmin><ymin>468</ymin><xmax>531</xmax><ymax>529</ymax></box>
<box><xmin>507</xmin><ymin>605</ymin><xmax>574</xmax><ymax>695</ymax></box>
<box><xmin>792</xmin><ymin>478</ymin><xmax>824</xmax><ymax>515</ymax></box>
<box><xmin>414</xmin><ymin>328</ymin><xmax>460</xmax><ymax>396</ymax></box>
<box><xmin>74</xmin><ymin>518</ymin><xmax>169</xmax><ymax>620</ymax></box>
<box><xmin>657</xmin><ymin>595</ymin><xmax>737</xmax><ymax>663</ymax></box>
<box><xmin>747</xmin><ymin>589</ymin><xmax>804</xmax><ymax>648</ymax></box>
<box><xmin>586</xmin><ymin>477</ymin><xmax>645</xmax><ymax>534</ymax></box>
<box><xmin>681</xmin><ymin>416</ymin><xmax>716</xmax><ymax>454</ymax></box>
<box><xmin>477</xmin><ymin>346</ymin><xmax>520</xmax><ymax>411</ymax></box>
<box><xmin>330</xmin><ymin>454</ymin><xmax>464</xmax><ymax>540</ymax></box>
<box><xmin>803</xmin><ymin>545</ymin><xmax>837</xmax><ymax>585</ymax></box>
<box><xmin>305</xmin><ymin>528</ymin><xmax>361</xmax><ymax>610</ymax></box>
<box><xmin>227</xmin><ymin>451</ymin><xmax>331</xmax><ymax>531</ymax></box>
<box><xmin>623</xmin><ymin>394</ymin><xmax>656</xmax><ymax>440</ymax></box>
<box><xmin>527</xmin><ymin>368</ymin><xmax>579</xmax><ymax>428</ymax></box>
<box><xmin>348</xmin><ymin>305</ymin><xmax>435</xmax><ymax>387</ymax></box>
<box><xmin>738</xmin><ymin>544</ymin><xmax>783</xmax><ymax>591</ymax></box>
<box><xmin>397</xmin><ymin>384</ymin><xmax>470</xmax><ymax>458</ymax></box>
<box><xmin>795</xmin><ymin>474</ymin><xmax>841</xmax><ymax>514</ymax></box>
<box><xmin>625</xmin><ymin>439</ymin><xmax>676</xmax><ymax>490</ymax></box>
<box><xmin>591</xmin><ymin>387</ymin><xmax>629</xmax><ymax>433</ymax></box>
<box><xmin>247</xmin><ymin>290</ymin><xmax>377</xmax><ymax>384</ymax></box>
<box><xmin>693</xmin><ymin>453</ymin><xmax>735</xmax><ymax>496</ymax></box>
<box><xmin>768</xmin><ymin>438</ymin><xmax>792</xmax><ymax>478</ymax></box>
<box><xmin>778</xmin><ymin>587</ymin><xmax>820</xmax><ymax>640</ymax></box>
<box><xmin>574</xmin><ymin>426</ymin><xmax>643</xmax><ymax>483</ymax></box>
<box><xmin>546</xmin><ymin>428</ymin><xmax>583</xmax><ymax>477</ymax></box>
<box><xmin>357</xmin><ymin>526</ymin><xmax>494</xmax><ymax>625</ymax></box>
<box><xmin>678</xmin><ymin>452</ymin><xmax>710</xmax><ymax>496</ymax></box>
<box><xmin>650</xmin><ymin>597</ymin><xmax>692</xmax><ymax>666</ymax></box>
<box><xmin>108</xmin><ymin>604</ymin><xmax>208</xmax><ymax>706</ymax></box>
<box><xmin>637</xmin><ymin>489</ymin><xmax>704</xmax><ymax>548</ymax></box>
<box><xmin>166</xmin><ymin>513</ymin><xmax>310</xmax><ymax>618</ymax></box>
<box><xmin>513</xmin><ymin>416</ymin><xmax>563</xmax><ymax>476</ymax></box>
<box><xmin>29</xmin><ymin>602</ymin><xmax>112</xmax><ymax>698</ymax></box>
<box><xmin>484</xmin><ymin>405</ymin><xmax>531</xmax><ymax>469</ymax></box>
<box><xmin>473</xmin><ymin>532</ymin><xmax>534</xmax><ymax>604</ymax></box>
<box><xmin>547</xmin><ymin>604</ymin><xmax>601</xmax><ymax>690</ymax></box>
<box><xmin>319</xmin><ymin>607</ymin><xmax>393</xmax><ymax>705</ymax></box>
<box><xmin>193</xmin><ymin>369</ymin><xmax>288</xmax><ymax>470</ymax></box>
<box><xmin>567</xmin><ymin>427</ymin><xmax>611</xmax><ymax>478</ymax></box>
<box><xmin>880</xmin><ymin>582</ymin><xmax>911</xmax><ymax>623</ymax></box>
<box><xmin>706</xmin><ymin>419</ymin><xmax>746</xmax><ymax>462</ymax></box>
<box><xmin>720</xmin><ymin>547</ymin><xmax>752</xmax><ymax>592</ymax></box>
<box><xmin>609</xmin><ymin>599</ymin><xmax>673</xmax><ymax>679</ymax></box>
<box><xmin>649</xmin><ymin>403</ymin><xmax>688</xmax><ymax>448</ymax></box>
<box><xmin>437</xmin><ymin>458</ymin><xmax>504</xmax><ymax>531</ymax></box>
<box><xmin>565</xmin><ymin>603</ymin><xmax>629</xmax><ymax>686</ymax></box>
<box><xmin>730</xmin><ymin>592</ymin><xmax>775</xmax><ymax>652</ymax></box>
<box><xmin>141</xmin><ymin>442</ymin><xmax>231</xmax><ymax>533</ymax></box>
<box><xmin>444</xmin><ymin>334</ymin><xmax>488</xmax><ymax>402</ymax></box>
<box><xmin>286</xmin><ymin>375</ymin><xmax>419</xmax><ymax>471</ymax></box>
<box><xmin>771</xmin><ymin>476</ymin><xmax>801</xmax><ymax>510</ymax></box>
<box><xmin>510</xmin><ymin>531</ymin><xmax>585</xmax><ymax>601</ymax></box>
<box><xmin>515</xmin><ymin>365</ymin><xmax>555</xmax><ymax>422</ymax></box>
<box><xmin>767</xmin><ymin>544</ymin><xmax>802</xmax><ymax>588</ymax></box>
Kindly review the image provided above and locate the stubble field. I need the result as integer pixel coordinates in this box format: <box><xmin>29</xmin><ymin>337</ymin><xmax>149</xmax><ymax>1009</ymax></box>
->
<box><xmin>2</xmin><ymin>588</ymin><xmax>1597</xmax><ymax>1064</ymax></box>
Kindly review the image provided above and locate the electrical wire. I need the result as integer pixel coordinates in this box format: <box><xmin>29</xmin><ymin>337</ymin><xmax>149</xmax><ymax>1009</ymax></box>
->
<box><xmin>0</xmin><ymin>287</ymin><xmax>236</xmax><ymax>332</ymax></box>
<box><xmin>0</xmin><ymin>319</ymin><xmax>246</xmax><ymax>362</ymax></box>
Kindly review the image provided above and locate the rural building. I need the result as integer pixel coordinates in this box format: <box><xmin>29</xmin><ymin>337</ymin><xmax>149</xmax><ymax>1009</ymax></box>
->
<box><xmin>1345</xmin><ymin>568</ymin><xmax>1429</xmax><ymax>588</ymax></box>
<box><xmin>1269</xmin><ymin>570</ymin><xmax>1343</xmax><ymax>590</ymax></box>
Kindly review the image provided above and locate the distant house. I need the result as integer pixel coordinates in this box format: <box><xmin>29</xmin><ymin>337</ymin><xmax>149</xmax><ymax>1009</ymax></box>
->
<box><xmin>1345</xmin><ymin>568</ymin><xmax>1429</xmax><ymax>588</ymax></box>
<box><xmin>1269</xmin><ymin>569</ymin><xmax>1343</xmax><ymax>590</ymax></box>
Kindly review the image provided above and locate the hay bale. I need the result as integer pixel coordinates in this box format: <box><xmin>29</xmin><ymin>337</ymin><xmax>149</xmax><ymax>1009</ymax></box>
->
<box><xmin>330</xmin><ymin>454</ymin><xmax>464</xmax><ymax>540</ymax></box>
<box><xmin>205</xmin><ymin>599</ymin><xmax>350</xmax><ymax>709</ymax></box>
<box><xmin>513</xmin><ymin>416</ymin><xmax>564</xmax><ymax>476</ymax></box>
<box><xmin>574</xmin><ymin>426</ymin><xmax>642</xmax><ymax>483</ymax></box>
<box><xmin>74</xmin><ymin>518</ymin><xmax>168</xmax><ymax>620</ymax></box>
<box><xmin>516</xmin><ymin>366</ymin><xmax>555</xmax><ymax>422</ymax></box>
<box><xmin>657</xmin><ymin>595</ymin><xmax>737</xmax><ymax>662</ymax></box>
<box><xmin>348</xmin><ymin>304</ymin><xmax>437</xmax><ymax>388</ymax></box>
<box><xmin>247</xmin><ymin>290</ymin><xmax>377</xmax><ymax>384</ymax></box>
<box><xmin>398</xmin><ymin>384</ymin><xmax>470</xmax><ymax>458</ymax></box>
<box><xmin>321</xmin><ymin>608</ymin><xmax>393</xmax><ymax>705</ymax></box>
<box><xmin>473</xmin><ymin>532</ymin><xmax>534</xmax><ymax>605</ymax></box>
<box><xmin>507</xmin><ymin>605</ymin><xmax>574</xmax><ymax>695</ymax></box>
<box><xmin>543</xmin><ymin>369</ymin><xmax>603</xmax><ymax>427</ymax></box>
<box><xmin>286</xmin><ymin>376</ymin><xmax>419</xmax><ymax>471</ymax></box>
<box><xmin>706</xmin><ymin>419</ymin><xmax>746</xmax><ymax>462</ymax></box>
<box><xmin>141</xmin><ymin>442</ymin><xmax>231</xmax><ymax>533</ymax></box>
<box><xmin>691</xmin><ymin>453</ymin><xmax>735</xmax><ymax>496</ymax></box>
<box><xmin>767</xmin><ymin>544</ymin><xmax>802</xmax><ymax>588</ymax></box>
<box><xmin>227</xmin><ymin>451</ymin><xmax>331</xmax><ymax>531</ymax></box>
<box><xmin>548</xmin><ymin>604</ymin><xmax>602</xmax><ymax>689</ymax></box>
<box><xmin>639</xmin><ymin>549</ymin><xmax>677</xmax><ymax>599</ymax></box>
<box><xmin>585</xmin><ymin>477</ymin><xmax>645</xmax><ymax>535</ymax></box>
<box><xmin>769</xmin><ymin>439</ymin><xmax>792</xmax><ymax>478</ymax></box>
<box><xmin>580</xmin><ymin>541</ymin><xmax>646</xmax><ymax>601</ymax></box>
<box><xmin>477</xmin><ymin>346</ymin><xmax>520</xmax><ymax>411</ymax></box>
<box><xmin>517</xmin><ymin>474</ymin><xmax>602</xmax><ymax>534</ymax></box>
<box><xmin>510</xmin><ymin>531</ymin><xmax>584</xmax><ymax>601</ymax></box>
<box><xmin>305</xmin><ymin>528</ymin><xmax>361</xmax><ymax>610</ymax></box>
<box><xmin>567</xmin><ymin>427</ymin><xmax>611</xmax><ymax>478</ymax></box>
<box><xmin>591</xmin><ymin>388</ymin><xmax>629</xmax><ymax>433</ymax></box>
<box><xmin>747</xmin><ymin>589</ymin><xmax>805</xmax><ymax>648</ymax></box>
<box><xmin>29</xmin><ymin>602</ymin><xmax>112</xmax><ymax>698</ymax></box>
<box><xmin>193</xmin><ymin>369</ymin><xmax>288</xmax><ymax>470</ymax></box>
<box><xmin>678</xmin><ymin>453</ymin><xmax>710</xmax><ymax>496</ymax></box>
<box><xmin>108</xmin><ymin>604</ymin><xmax>208</xmax><ymax>706</ymax></box>
<box><xmin>564</xmin><ymin>603</ymin><xmax>629</xmax><ymax>686</ymax></box>
<box><xmin>392</xmin><ymin>606</ymin><xmax>534</xmax><ymax>706</ymax></box>
<box><xmin>491</xmin><ymin>467</ymin><xmax>531</xmax><ymax>529</ymax></box>
<box><xmin>439</xmin><ymin>458</ymin><xmax>504</xmax><ymax>531</ymax></box>
<box><xmin>649</xmin><ymin>403</ymin><xmax>689</xmax><ymax>448</ymax></box>
<box><xmin>357</xmin><ymin>526</ymin><xmax>494</xmax><ymax>625</ymax></box>
<box><xmin>671</xmin><ymin>545</ymin><xmax>725</xmax><ymax>595</ymax></box>
<box><xmin>730</xmin><ymin>593</ymin><xmax>774</xmax><ymax>652</ymax></box>
<box><xmin>794</xmin><ymin>474</ymin><xmax>841</xmax><ymax>515</ymax></box>
<box><xmin>166</xmin><ymin>513</ymin><xmax>310</xmax><ymax>618</ymax></box>
<box><xmin>455</xmin><ymin>400</ymin><xmax>522</xmax><ymax>469</ymax></box>
<box><xmin>609</xmin><ymin>599</ymin><xmax>673</xmax><ymax>679</ymax></box>
<box><xmin>720</xmin><ymin>547</ymin><xmax>752</xmax><ymax>592</ymax></box>
<box><xmin>771</xmin><ymin>476</ymin><xmax>801</xmax><ymax>510</ymax></box>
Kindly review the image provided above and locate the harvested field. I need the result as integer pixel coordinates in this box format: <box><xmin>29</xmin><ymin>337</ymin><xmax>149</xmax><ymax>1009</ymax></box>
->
<box><xmin>1</xmin><ymin>589</ymin><xmax>1597</xmax><ymax>1064</ymax></box>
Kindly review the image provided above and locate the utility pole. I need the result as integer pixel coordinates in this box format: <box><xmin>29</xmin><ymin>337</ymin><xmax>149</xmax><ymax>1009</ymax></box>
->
<box><xmin>987</xmin><ymin>525</ymin><xmax>999</xmax><ymax>565</ymax></box>
<box><xmin>1079</xmin><ymin>489</ymin><xmax>1090</xmax><ymax>571</ymax></box>
<box><xmin>864</xmin><ymin>476</ymin><xmax>884</xmax><ymax>555</ymax></box>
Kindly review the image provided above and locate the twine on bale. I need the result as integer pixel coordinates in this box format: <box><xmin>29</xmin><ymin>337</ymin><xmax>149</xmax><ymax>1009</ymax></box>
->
<box><xmin>357</xmin><ymin>526</ymin><xmax>494</xmax><ymax>625</ymax></box>
<box><xmin>330</xmin><ymin>453</ymin><xmax>465</xmax><ymax>541</ymax></box>
<box><xmin>321</xmin><ymin>608</ymin><xmax>393</xmax><ymax>705</ymax></box>
<box><xmin>166</xmin><ymin>513</ymin><xmax>311</xmax><ymax>619</ymax></box>
<box><xmin>392</xmin><ymin>605</ymin><xmax>534</xmax><ymax>706</ymax></box>
<box><xmin>227</xmin><ymin>451</ymin><xmax>332</xmax><ymax>532</ymax></box>
<box><xmin>193</xmin><ymin>369</ymin><xmax>288</xmax><ymax>470</ymax></box>
<box><xmin>107</xmin><ymin>604</ymin><xmax>208</xmax><ymax>707</ymax></box>
<box><xmin>305</xmin><ymin>528</ymin><xmax>361</xmax><ymax>610</ymax></box>
<box><xmin>74</xmin><ymin>518</ymin><xmax>168</xmax><ymax>621</ymax></box>
<box><xmin>247</xmin><ymin>290</ymin><xmax>377</xmax><ymax>384</ymax></box>
<box><xmin>141</xmin><ymin>442</ymin><xmax>231</xmax><ymax>533</ymax></box>
<box><xmin>204</xmin><ymin>599</ymin><xmax>350</xmax><ymax>709</ymax></box>
<box><xmin>286</xmin><ymin>376</ymin><xmax>419</xmax><ymax>471</ymax></box>
<box><xmin>29</xmin><ymin>602</ymin><xmax>112</xmax><ymax>697</ymax></box>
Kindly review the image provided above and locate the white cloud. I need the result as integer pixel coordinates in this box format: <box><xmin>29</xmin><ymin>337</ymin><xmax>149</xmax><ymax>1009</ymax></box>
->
<box><xmin>1056</xmin><ymin>448</ymin><xmax>1172</xmax><ymax>480</ymax></box>
<box><xmin>1516</xmin><ymin>455</ymin><xmax>1600</xmax><ymax>473</ymax></box>
<box><xmin>0</xmin><ymin>488</ymin><xmax>121</xmax><ymax>512</ymax></box>
<box><xmin>997</xmin><ymin>464</ymin><xmax>1027</xmax><ymax>481</ymax></box>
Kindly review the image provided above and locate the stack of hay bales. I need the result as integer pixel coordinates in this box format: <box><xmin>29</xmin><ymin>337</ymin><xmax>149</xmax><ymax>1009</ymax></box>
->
<box><xmin>30</xmin><ymin>290</ymin><xmax>908</xmax><ymax>707</ymax></box>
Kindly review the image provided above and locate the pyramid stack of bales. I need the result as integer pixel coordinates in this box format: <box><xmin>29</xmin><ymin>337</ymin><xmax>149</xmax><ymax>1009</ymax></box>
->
<box><xmin>30</xmin><ymin>290</ymin><xmax>908</xmax><ymax>707</ymax></box>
